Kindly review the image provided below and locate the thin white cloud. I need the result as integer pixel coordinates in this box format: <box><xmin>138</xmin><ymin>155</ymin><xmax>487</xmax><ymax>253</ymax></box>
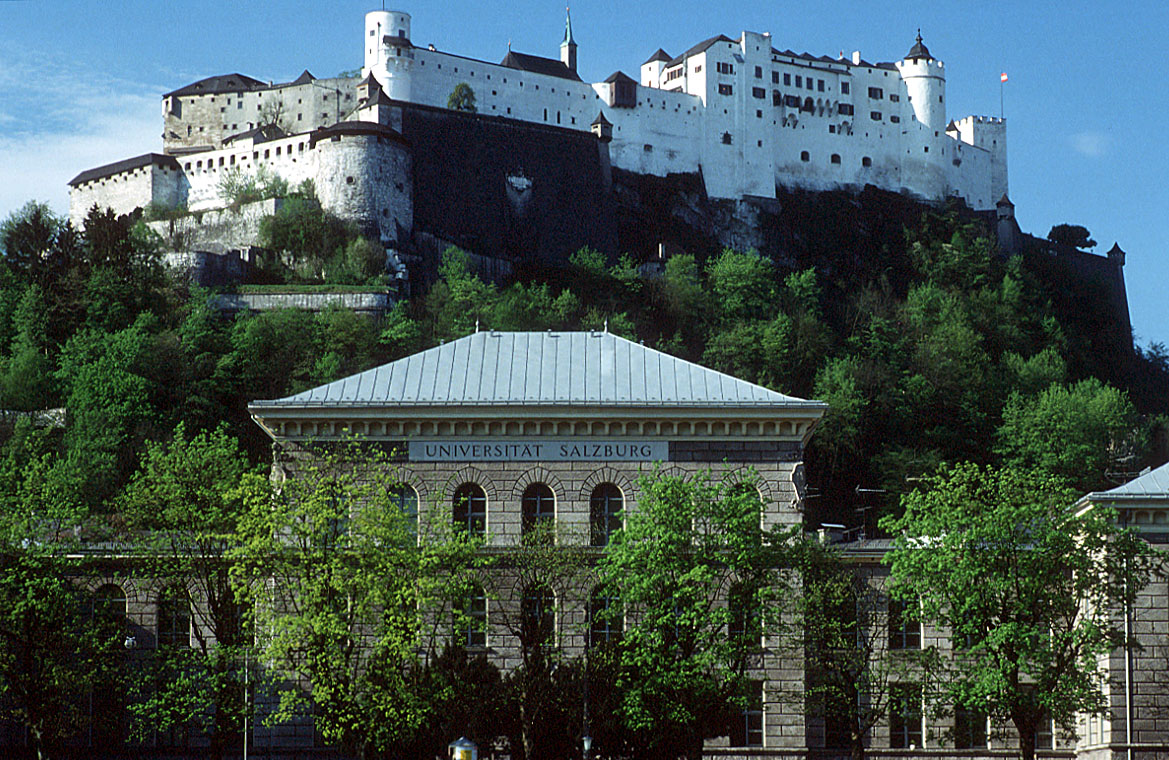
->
<box><xmin>0</xmin><ymin>45</ymin><xmax>165</xmax><ymax>220</ymax></box>
<box><xmin>1070</xmin><ymin>131</ymin><xmax>1109</xmax><ymax>158</ymax></box>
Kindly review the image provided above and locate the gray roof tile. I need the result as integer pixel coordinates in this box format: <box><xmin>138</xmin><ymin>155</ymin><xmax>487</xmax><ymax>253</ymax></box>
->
<box><xmin>251</xmin><ymin>331</ymin><xmax>825</xmax><ymax>410</ymax></box>
<box><xmin>1086</xmin><ymin>461</ymin><xmax>1169</xmax><ymax>501</ymax></box>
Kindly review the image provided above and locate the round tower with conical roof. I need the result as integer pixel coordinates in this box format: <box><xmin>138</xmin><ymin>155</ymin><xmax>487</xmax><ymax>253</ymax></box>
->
<box><xmin>363</xmin><ymin>10</ymin><xmax>414</xmax><ymax>102</ymax></box>
<box><xmin>896</xmin><ymin>31</ymin><xmax>946</xmax><ymax>131</ymax></box>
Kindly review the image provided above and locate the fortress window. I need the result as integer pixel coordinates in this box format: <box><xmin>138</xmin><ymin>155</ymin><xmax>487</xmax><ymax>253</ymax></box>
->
<box><xmin>721</xmin><ymin>132</ymin><xmax>733</xmax><ymax>145</ymax></box>
<box><xmin>718</xmin><ymin>84</ymin><xmax>733</xmax><ymax>96</ymax></box>
<box><xmin>923</xmin><ymin>146</ymin><xmax>929</xmax><ymax>152</ymax></box>
<box><xmin>784</xmin><ymin>72</ymin><xmax>791</xmax><ymax>85</ymax></box>
<box><xmin>806</xmin><ymin>78</ymin><xmax>813</xmax><ymax>90</ymax></box>
<box><xmin>694</xmin><ymin>64</ymin><xmax>702</xmax><ymax>73</ymax></box>
<box><xmin>184</xmin><ymin>162</ymin><xmax>191</xmax><ymax>170</ymax></box>
<box><xmin>644</xmin><ymin>144</ymin><xmax>653</xmax><ymax>152</ymax></box>
<box><xmin>862</xmin><ymin>156</ymin><xmax>872</xmax><ymax>167</ymax></box>
<box><xmin>870</xmin><ymin>111</ymin><xmax>882</xmax><ymax>121</ymax></box>
<box><xmin>831</xmin><ymin>153</ymin><xmax>841</xmax><ymax>164</ymax></box>
<box><xmin>756</xmin><ymin>109</ymin><xmax>762</xmax><ymax>118</ymax></box>
<box><xmin>889</xmin><ymin>93</ymin><xmax>900</xmax><ymax>102</ymax></box>
<box><xmin>868</xmin><ymin>87</ymin><xmax>883</xmax><ymax>99</ymax></box>
<box><xmin>716</xmin><ymin>62</ymin><xmax>734</xmax><ymax>74</ymax></box>
<box><xmin>800</xmin><ymin>151</ymin><xmax>810</xmax><ymax>161</ymax></box>
<box><xmin>829</xmin><ymin>125</ymin><xmax>835</xmax><ymax>133</ymax></box>
<box><xmin>275</xmin><ymin>147</ymin><xmax>280</xmax><ymax>156</ymax></box>
<box><xmin>818</xmin><ymin>79</ymin><xmax>825</xmax><ymax>91</ymax></box>
<box><xmin>298</xmin><ymin>114</ymin><xmax>303</xmax><ymax>121</ymax></box>
<box><xmin>754</xmin><ymin>65</ymin><xmax>763</xmax><ymax>78</ymax></box>
<box><xmin>772</xmin><ymin>91</ymin><xmax>782</xmax><ymax>106</ymax></box>
<box><xmin>230</xmin><ymin>155</ymin><xmax>235</xmax><ymax>165</ymax></box>
<box><xmin>841</xmin><ymin>81</ymin><xmax>850</xmax><ymax>94</ymax></box>
<box><xmin>772</xmin><ymin>71</ymin><xmax>779</xmax><ymax>83</ymax></box>
<box><xmin>838</xmin><ymin>103</ymin><xmax>854</xmax><ymax>115</ymax></box>
<box><xmin>237</xmin><ymin>101</ymin><xmax>242</xmax><ymax>109</ymax></box>
<box><xmin>795</xmin><ymin>75</ymin><xmax>802</xmax><ymax>87</ymax></box>
<box><xmin>890</xmin><ymin>115</ymin><xmax>900</xmax><ymax>123</ymax></box>
<box><xmin>752</xmin><ymin>87</ymin><xmax>765</xmax><ymax>99</ymax></box>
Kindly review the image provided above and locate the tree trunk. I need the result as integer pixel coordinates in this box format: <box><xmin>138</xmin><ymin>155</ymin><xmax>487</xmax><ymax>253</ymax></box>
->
<box><xmin>1014</xmin><ymin>717</ymin><xmax>1037</xmax><ymax>760</ymax></box>
<box><xmin>851</xmin><ymin>717</ymin><xmax>866</xmax><ymax>760</ymax></box>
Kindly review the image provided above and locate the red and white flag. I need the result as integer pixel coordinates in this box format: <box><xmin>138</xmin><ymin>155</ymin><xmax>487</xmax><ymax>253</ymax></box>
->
<box><xmin>1000</xmin><ymin>72</ymin><xmax>1009</xmax><ymax>83</ymax></box>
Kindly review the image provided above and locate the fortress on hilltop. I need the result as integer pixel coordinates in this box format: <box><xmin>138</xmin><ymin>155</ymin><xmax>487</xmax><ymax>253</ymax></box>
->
<box><xmin>68</xmin><ymin>9</ymin><xmax>1008</xmax><ymax>256</ymax></box>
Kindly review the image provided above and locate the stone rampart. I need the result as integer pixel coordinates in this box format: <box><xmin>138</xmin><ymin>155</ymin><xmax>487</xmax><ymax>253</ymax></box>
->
<box><xmin>212</xmin><ymin>290</ymin><xmax>393</xmax><ymax>316</ymax></box>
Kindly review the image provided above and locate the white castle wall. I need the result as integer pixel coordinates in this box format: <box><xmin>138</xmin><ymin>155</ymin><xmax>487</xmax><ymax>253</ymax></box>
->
<box><xmin>69</xmin><ymin>163</ymin><xmax>183</xmax><ymax>227</ymax></box>
<box><xmin>361</xmin><ymin>9</ymin><xmax>1005</xmax><ymax>208</ymax></box>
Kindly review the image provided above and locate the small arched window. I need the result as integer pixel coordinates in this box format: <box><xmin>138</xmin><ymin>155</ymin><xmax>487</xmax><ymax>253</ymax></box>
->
<box><xmin>830</xmin><ymin>153</ymin><xmax>841</xmax><ymax>164</ymax></box>
<box><xmin>391</xmin><ymin>484</ymin><xmax>418</xmax><ymax>537</ymax></box>
<box><xmin>93</xmin><ymin>584</ymin><xmax>127</xmax><ymax>625</ymax></box>
<box><xmin>453</xmin><ymin>483</ymin><xmax>487</xmax><ymax>537</ymax></box>
<box><xmin>589</xmin><ymin>585</ymin><xmax>623</xmax><ymax>647</ymax></box>
<box><xmin>457</xmin><ymin>583</ymin><xmax>488</xmax><ymax>649</ymax></box>
<box><xmin>521</xmin><ymin>584</ymin><xmax>555</xmax><ymax>648</ymax></box>
<box><xmin>521</xmin><ymin>483</ymin><xmax>555</xmax><ymax>535</ymax></box>
<box><xmin>800</xmin><ymin>151</ymin><xmax>811</xmax><ymax>162</ymax></box>
<box><xmin>590</xmin><ymin>484</ymin><xmax>623</xmax><ymax>546</ymax></box>
<box><xmin>157</xmin><ymin>588</ymin><xmax>191</xmax><ymax>649</ymax></box>
<box><xmin>862</xmin><ymin>156</ymin><xmax>873</xmax><ymax>167</ymax></box>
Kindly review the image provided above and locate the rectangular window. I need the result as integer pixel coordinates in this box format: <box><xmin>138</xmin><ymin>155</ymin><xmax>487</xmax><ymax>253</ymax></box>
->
<box><xmin>752</xmin><ymin>86</ymin><xmax>766</xmax><ymax>99</ymax></box>
<box><xmin>818</xmin><ymin>79</ymin><xmax>825</xmax><ymax>91</ymax></box>
<box><xmin>795</xmin><ymin>75</ymin><xmax>802</xmax><ymax>87</ymax></box>
<box><xmin>772</xmin><ymin>71</ymin><xmax>779</xmax><ymax>83</ymax></box>
<box><xmin>889</xmin><ymin>93</ymin><xmax>900</xmax><ymax>102</ymax></box>
<box><xmin>754</xmin><ymin>65</ymin><xmax>763</xmax><ymax>78</ymax></box>
<box><xmin>890</xmin><ymin>115</ymin><xmax>900</xmax><ymax>123</ymax></box>
<box><xmin>784</xmin><ymin>72</ymin><xmax>791</xmax><ymax>85</ymax></box>
<box><xmin>888</xmin><ymin>598</ymin><xmax>919</xmax><ymax>649</ymax></box>
<box><xmin>1035</xmin><ymin>714</ymin><xmax>1054</xmax><ymax>750</ymax></box>
<box><xmin>870</xmin><ymin>111</ymin><xmax>882</xmax><ymax>121</ymax></box>
<box><xmin>731</xmin><ymin>681</ymin><xmax>764</xmax><ymax>747</ymax></box>
<box><xmin>841</xmin><ymin>81</ymin><xmax>850</xmax><ymax>94</ymax></box>
<box><xmin>890</xmin><ymin>685</ymin><xmax>923</xmax><ymax>749</ymax></box>
<box><xmin>718</xmin><ymin>83</ymin><xmax>733</xmax><ymax>95</ymax></box>
<box><xmin>955</xmin><ymin>707</ymin><xmax>987</xmax><ymax>749</ymax></box>
<box><xmin>772</xmin><ymin>90</ymin><xmax>782</xmax><ymax>106</ymax></box>
<box><xmin>868</xmin><ymin>86</ymin><xmax>883</xmax><ymax>99</ymax></box>
<box><xmin>838</xmin><ymin>103</ymin><xmax>854</xmax><ymax>115</ymax></box>
<box><xmin>784</xmin><ymin>94</ymin><xmax>801</xmax><ymax>107</ymax></box>
<box><xmin>717</xmin><ymin>62</ymin><xmax>735</xmax><ymax>75</ymax></box>
<box><xmin>806</xmin><ymin>78</ymin><xmax>813</xmax><ymax>90</ymax></box>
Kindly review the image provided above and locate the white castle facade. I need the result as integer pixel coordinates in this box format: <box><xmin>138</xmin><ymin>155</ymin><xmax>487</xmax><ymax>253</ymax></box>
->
<box><xmin>68</xmin><ymin>9</ymin><xmax>1007</xmax><ymax>239</ymax></box>
<box><xmin>361</xmin><ymin>10</ymin><xmax>1005</xmax><ymax>207</ymax></box>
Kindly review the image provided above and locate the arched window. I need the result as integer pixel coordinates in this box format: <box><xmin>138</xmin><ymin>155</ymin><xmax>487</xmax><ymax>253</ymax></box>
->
<box><xmin>862</xmin><ymin>156</ymin><xmax>873</xmax><ymax>167</ymax></box>
<box><xmin>588</xmin><ymin>586</ymin><xmax>623</xmax><ymax>647</ymax></box>
<box><xmin>728</xmin><ymin>582</ymin><xmax>762</xmax><ymax>651</ymax></box>
<box><xmin>521</xmin><ymin>483</ymin><xmax>555</xmax><ymax>534</ymax></box>
<box><xmin>93</xmin><ymin>584</ymin><xmax>127</xmax><ymax>628</ymax></box>
<box><xmin>590</xmin><ymin>484</ymin><xmax>623</xmax><ymax>546</ymax></box>
<box><xmin>391</xmin><ymin>484</ymin><xmax>418</xmax><ymax>536</ymax></box>
<box><xmin>453</xmin><ymin>483</ymin><xmax>487</xmax><ymax>537</ymax></box>
<box><xmin>157</xmin><ymin>588</ymin><xmax>191</xmax><ymax>649</ymax></box>
<box><xmin>800</xmin><ymin>150</ymin><xmax>811</xmax><ymax>162</ymax></box>
<box><xmin>457</xmin><ymin>584</ymin><xmax>488</xmax><ymax>649</ymax></box>
<box><xmin>830</xmin><ymin>153</ymin><xmax>841</xmax><ymax>164</ymax></box>
<box><xmin>521</xmin><ymin>584</ymin><xmax>555</xmax><ymax>648</ymax></box>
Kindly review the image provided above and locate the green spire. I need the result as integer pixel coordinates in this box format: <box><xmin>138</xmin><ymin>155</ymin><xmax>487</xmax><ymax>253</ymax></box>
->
<box><xmin>563</xmin><ymin>6</ymin><xmax>576</xmax><ymax>47</ymax></box>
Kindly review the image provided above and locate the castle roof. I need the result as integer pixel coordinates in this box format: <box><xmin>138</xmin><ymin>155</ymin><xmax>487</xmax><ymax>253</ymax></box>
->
<box><xmin>289</xmin><ymin>69</ymin><xmax>316</xmax><ymax>85</ymax></box>
<box><xmin>250</xmin><ymin>331</ymin><xmax>826</xmax><ymax>411</ymax></box>
<box><xmin>591</xmin><ymin>110</ymin><xmax>611</xmax><ymax>126</ymax></box>
<box><xmin>945</xmin><ymin>120</ymin><xmax>959</xmax><ymax>132</ymax></box>
<box><xmin>996</xmin><ymin>193</ymin><xmax>1014</xmax><ymax>208</ymax></box>
<box><xmin>643</xmin><ymin>48</ymin><xmax>672</xmax><ymax>65</ymax></box>
<box><xmin>308</xmin><ymin>121</ymin><xmax>407</xmax><ymax>148</ymax></box>
<box><xmin>668</xmin><ymin>35</ymin><xmax>734</xmax><ymax>66</ymax></box>
<box><xmin>906</xmin><ymin>31</ymin><xmax>932</xmax><ymax>60</ymax></box>
<box><xmin>223</xmin><ymin>124</ymin><xmax>289</xmax><ymax>146</ymax></box>
<box><xmin>163</xmin><ymin>73</ymin><xmax>267</xmax><ymax>98</ymax></box>
<box><xmin>603</xmin><ymin>70</ymin><xmax>637</xmax><ymax>85</ymax></box>
<box><xmin>500</xmin><ymin>50</ymin><xmax>581</xmax><ymax>81</ymax></box>
<box><xmin>68</xmin><ymin>153</ymin><xmax>180</xmax><ymax>186</ymax></box>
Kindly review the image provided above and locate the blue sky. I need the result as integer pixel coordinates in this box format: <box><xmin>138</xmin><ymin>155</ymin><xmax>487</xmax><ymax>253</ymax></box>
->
<box><xmin>1</xmin><ymin>0</ymin><xmax>1165</xmax><ymax>350</ymax></box>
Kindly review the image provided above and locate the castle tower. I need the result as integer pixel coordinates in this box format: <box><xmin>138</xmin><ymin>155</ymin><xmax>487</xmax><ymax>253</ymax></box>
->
<box><xmin>560</xmin><ymin>7</ymin><xmax>577</xmax><ymax>73</ymax></box>
<box><xmin>896</xmin><ymin>31</ymin><xmax>946</xmax><ymax>131</ymax></box>
<box><xmin>363</xmin><ymin>10</ymin><xmax>414</xmax><ymax>102</ymax></box>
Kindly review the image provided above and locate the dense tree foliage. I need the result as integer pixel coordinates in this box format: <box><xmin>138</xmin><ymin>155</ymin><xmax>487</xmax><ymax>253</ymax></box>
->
<box><xmin>881</xmin><ymin>463</ymin><xmax>1159</xmax><ymax>760</ymax></box>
